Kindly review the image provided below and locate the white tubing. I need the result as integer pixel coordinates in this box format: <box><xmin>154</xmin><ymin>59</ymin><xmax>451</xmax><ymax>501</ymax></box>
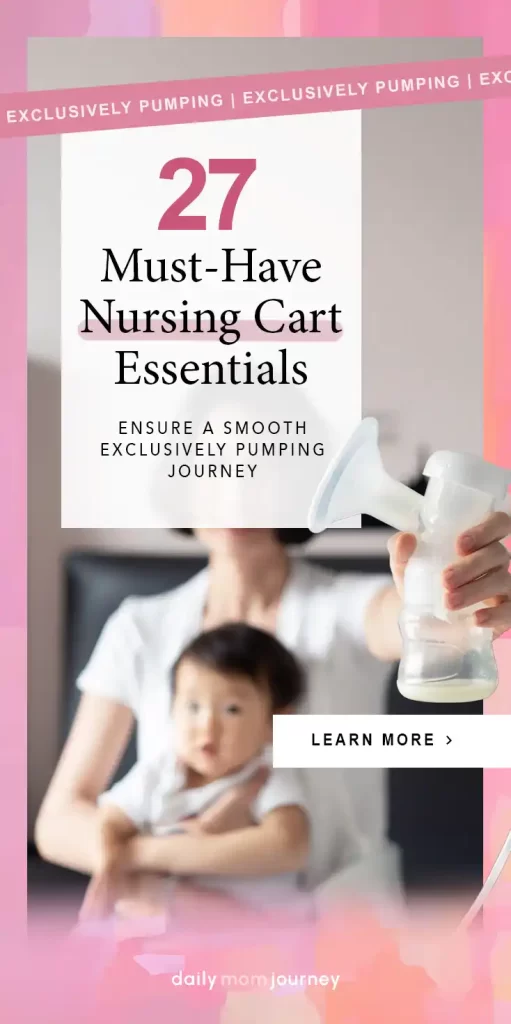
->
<box><xmin>458</xmin><ymin>830</ymin><xmax>511</xmax><ymax>930</ymax></box>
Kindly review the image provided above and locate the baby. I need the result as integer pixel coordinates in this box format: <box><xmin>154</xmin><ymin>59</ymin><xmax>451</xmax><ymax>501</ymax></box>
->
<box><xmin>82</xmin><ymin>623</ymin><xmax>313</xmax><ymax>920</ymax></box>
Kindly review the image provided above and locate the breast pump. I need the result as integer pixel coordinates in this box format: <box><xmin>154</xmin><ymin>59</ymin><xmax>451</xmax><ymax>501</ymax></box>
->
<box><xmin>308</xmin><ymin>419</ymin><xmax>511</xmax><ymax>703</ymax></box>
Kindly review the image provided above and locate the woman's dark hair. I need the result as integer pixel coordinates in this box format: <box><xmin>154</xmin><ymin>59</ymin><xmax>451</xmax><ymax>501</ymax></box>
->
<box><xmin>173</xmin><ymin>622</ymin><xmax>304</xmax><ymax>711</ymax></box>
<box><xmin>173</xmin><ymin>527</ymin><xmax>312</xmax><ymax>547</ymax></box>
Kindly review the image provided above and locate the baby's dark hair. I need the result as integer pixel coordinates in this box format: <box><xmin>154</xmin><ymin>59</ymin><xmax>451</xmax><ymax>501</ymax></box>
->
<box><xmin>173</xmin><ymin>623</ymin><xmax>304</xmax><ymax>711</ymax></box>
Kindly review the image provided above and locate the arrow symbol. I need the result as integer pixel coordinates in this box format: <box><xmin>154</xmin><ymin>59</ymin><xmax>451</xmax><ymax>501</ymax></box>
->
<box><xmin>446</xmin><ymin>736</ymin><xmax>452</xmax><ymax>745</ymax></box>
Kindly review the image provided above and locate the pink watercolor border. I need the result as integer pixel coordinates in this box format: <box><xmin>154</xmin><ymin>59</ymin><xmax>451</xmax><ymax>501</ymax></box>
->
<box><xmin>0</xmin><ymin>9</ymin><xmax>27</xmax><ymax>933</ymax></box>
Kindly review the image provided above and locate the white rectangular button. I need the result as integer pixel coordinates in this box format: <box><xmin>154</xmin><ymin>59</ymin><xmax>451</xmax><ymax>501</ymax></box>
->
<box><xmin>272</xmin><ymin>714</ymin><xmax>511</xmax><ymax>769</ymax></box>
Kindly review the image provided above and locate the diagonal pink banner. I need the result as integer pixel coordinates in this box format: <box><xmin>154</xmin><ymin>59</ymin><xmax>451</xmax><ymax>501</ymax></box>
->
<box><xmin>2</xmin><ymin>54</ymin><xmax>511</xmax><ymax>137</ymax></box>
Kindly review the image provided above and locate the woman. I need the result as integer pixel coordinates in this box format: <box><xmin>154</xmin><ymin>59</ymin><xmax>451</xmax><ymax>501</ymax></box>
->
<box><xmin>36</xmin><ymin>517</ymin><xmax>511</xmax><ymax>898</ymax></box>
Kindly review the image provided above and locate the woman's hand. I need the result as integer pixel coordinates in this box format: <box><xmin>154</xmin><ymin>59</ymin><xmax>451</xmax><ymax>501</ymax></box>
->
<box><xmin>179</xmin><ymin>766</ymin><xmax>269</xmax><ymax>835</ymax></box>
<box><xmin>113</xmin><ymin>873</ymin><xmax>170</xmax><ymax>935</ymax></box>
<box><xmin>80</xmin><ymin>866</ymin><xmax>121</xmax><ymax>921</ymax></box>
<box><xmin>388</xmin><ymin>511</ymin><xmax>511</xmax><ymax>637</ymax></box>
<box><xmin>79</xmin><ymin>828</ymin><xmax>130</xmax><ymax>921</ymax></box>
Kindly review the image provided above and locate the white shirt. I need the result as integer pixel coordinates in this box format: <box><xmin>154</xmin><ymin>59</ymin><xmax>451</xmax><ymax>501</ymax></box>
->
<box><xmin>99</xmin><ymin>748</ymin><xmax>307</xmax><ymax>835</ymax></box>
<box><xmin>78</xmin><ymin>560</ymin><xmax>392</xmax><ymax>888</ymax></box>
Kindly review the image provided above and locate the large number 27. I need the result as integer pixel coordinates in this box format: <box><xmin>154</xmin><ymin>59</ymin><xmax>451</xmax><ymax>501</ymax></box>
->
<box><xmin>158</xmin><ymin>158</ymin><xmax>256</xmax><ymax>231</ymax></box>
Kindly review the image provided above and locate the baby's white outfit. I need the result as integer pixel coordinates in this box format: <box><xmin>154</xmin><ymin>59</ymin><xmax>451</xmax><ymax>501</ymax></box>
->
<box><xmin>99</xmin><ymin>747</ymin><xmax>313</xmax><ymax>910</ymax></box>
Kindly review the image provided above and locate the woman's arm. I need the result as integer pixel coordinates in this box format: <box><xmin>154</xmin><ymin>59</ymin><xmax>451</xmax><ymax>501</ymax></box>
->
<box><xmin>124</xmin><ymin>805</ymin><xmax>309</xmax><ymax>877</ymax></box>
<box><xmin>35</xmin><ymin>693</ymin><xmax>134</xmax><ymax>875</ymax></box>
<box><xmin>180</xmin><ymin>766</ymin><xmax>269</xmax><ymax>835</ymax></box>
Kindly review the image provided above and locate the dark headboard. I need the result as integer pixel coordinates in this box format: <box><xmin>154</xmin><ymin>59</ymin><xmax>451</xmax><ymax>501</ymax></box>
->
<box><xmin>63</xmin><ymin>550</ymin><xmax>482</xmax><ymax>894</ymax></box>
